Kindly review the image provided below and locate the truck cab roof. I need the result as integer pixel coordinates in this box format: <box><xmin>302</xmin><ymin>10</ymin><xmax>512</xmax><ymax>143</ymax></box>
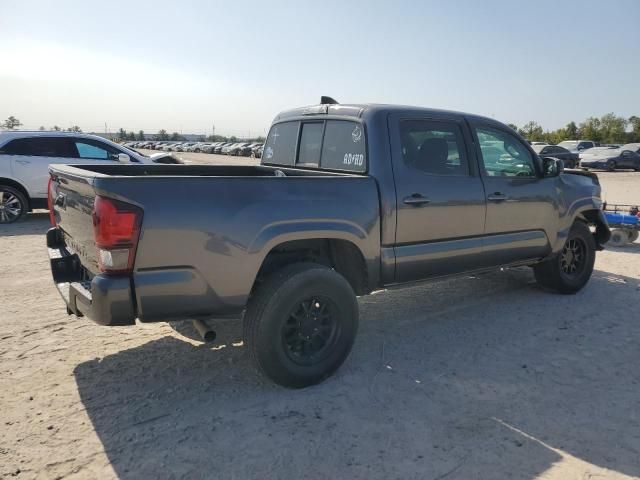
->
<box><xmin>273</xmin><ymin>103</ymin><xmax>503</xmax><ymax>129</ymax></box>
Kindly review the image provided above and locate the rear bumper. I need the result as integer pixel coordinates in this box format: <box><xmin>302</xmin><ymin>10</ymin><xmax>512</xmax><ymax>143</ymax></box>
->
<box><xmin>47</xmin><ymin>228</ymin><xmax>136</xmax><ymax>326</ymax></box>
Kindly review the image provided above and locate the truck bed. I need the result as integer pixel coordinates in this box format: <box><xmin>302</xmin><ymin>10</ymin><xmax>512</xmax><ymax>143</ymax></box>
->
<box><xmin>48</xmin><ymin>163</ymin><xmax>381</xmax><ymax>324</ymax></box>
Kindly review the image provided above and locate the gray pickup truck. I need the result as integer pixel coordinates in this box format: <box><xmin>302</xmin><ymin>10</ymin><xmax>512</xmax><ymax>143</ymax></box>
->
<box><xmin>47</xmin><ymin>100</ymin><xmax>610</xmax><ymax>388</ymax></box>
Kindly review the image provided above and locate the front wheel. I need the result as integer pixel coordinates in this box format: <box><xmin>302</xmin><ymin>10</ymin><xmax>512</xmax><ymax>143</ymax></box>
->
<box><xmin>0</xmin><ymin>185</ymin><xmax>28</xmax><ymax>224</ymax></box>
<box><xmin>628</xmin><ymin>230</ymin><xmax>639</xmax><ymax>243</ymax></box>
<box><xmin>533</xmin><ymin>221</ymin><xmax>596</xmax><ymax>294</ymax></box>
<box><xmin>243</xmin><ymin>263</ymin><xmax>358</xmax><ymax>388</ymax></box>
<box><xmin>607</xmin><ymin>160</ymin><xmax>616</xmax><ymax>171</ymax></box>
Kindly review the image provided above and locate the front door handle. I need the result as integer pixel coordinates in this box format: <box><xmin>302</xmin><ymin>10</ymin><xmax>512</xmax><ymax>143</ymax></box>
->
<box><xmin>403</xmin><ymin>194</ymin><xmax>431</xmax><ymax>206</ymax></box>
<box><xmin>487</xmin><ymin>193</ymin><xmax>509</xmax><ymax>202</ymax></box>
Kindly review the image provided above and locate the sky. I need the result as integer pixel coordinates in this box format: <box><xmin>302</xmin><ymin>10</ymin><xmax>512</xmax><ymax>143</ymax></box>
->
<box><xmin>1</xmin><ymin>0</ymin><xmax>638</xmax><ymax>137</ymax></box>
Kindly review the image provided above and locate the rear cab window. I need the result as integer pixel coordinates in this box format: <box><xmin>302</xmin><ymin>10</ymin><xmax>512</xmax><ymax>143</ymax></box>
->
<box><xmin>263</xmin><ymin>119</ymin><xmax>366</xmax><ymax>172</ymax></box>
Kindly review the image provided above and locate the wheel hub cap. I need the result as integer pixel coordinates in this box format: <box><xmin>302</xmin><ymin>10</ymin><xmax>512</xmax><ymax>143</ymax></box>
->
<box><xmin>282</xmin><ymin>297</ymin><xmax>339</xmax><ymax>365</ymax></box>
<box><xmin>0</xmin><ymin>191</ymin><xmax>22</xmax><ymax>223</ymax></box>
<box><xmin>560</xmin><ymin>238</ymin><xmax>585</xmax><ymax>276</ymax></box>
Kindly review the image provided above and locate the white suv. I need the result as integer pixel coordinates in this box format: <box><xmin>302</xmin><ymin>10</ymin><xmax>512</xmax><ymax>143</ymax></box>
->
<box><xmin>0</xmin><ymin>131</ymin><xmax>180</xmax><ymax>223</ymax></box>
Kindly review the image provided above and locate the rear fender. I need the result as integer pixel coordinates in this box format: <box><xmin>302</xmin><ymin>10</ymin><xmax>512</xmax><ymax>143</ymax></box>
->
<box><xmin>248</xmin><ymin>219</ymin><xmax>379</xmax><ymax>288</ymax></box>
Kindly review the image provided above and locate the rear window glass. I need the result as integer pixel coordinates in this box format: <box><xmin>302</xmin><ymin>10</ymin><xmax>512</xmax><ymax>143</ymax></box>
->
<box><xmin>263</xmin><ymin>120</ymin><xmax>366</xmax><ymax>172</ymax></box>
<box><xmin>263</xmin><ymin>122</ymin><xmax>299</xmax><ymax>165</ymax></box>
<box><xmin>321</xmin><ymin>120</ymin><xmax>366</xmax><ymax>172</ymax></box>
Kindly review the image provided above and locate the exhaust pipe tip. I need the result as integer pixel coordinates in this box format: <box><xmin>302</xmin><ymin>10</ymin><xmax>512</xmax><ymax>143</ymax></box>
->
<box><xmin>192</xmin><ymin>319</ymin><xmax>217</xmax><ymax>343</ymax></box>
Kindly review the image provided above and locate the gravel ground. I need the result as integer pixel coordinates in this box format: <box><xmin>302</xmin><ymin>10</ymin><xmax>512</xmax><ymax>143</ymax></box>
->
<box><xmin>1</xmin><ymin>161</ymin><xmax>639</xmax><ymax>479</ymax></box>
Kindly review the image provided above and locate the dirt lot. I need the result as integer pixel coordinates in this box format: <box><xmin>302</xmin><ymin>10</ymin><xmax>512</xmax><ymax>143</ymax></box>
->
<box><xmin>1</xmin><ymin>163</ymin><xmax>639</xmax><ymax>479</ymax></box>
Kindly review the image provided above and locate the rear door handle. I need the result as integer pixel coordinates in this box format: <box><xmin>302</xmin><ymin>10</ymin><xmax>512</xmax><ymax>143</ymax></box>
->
<box><xmin>487</xmin><ymin>193</ymin><xmax>509</xmax><ymax>202</ymax></box>
<box><xmin>403</xmin><ymin>194</ymin><xmax>431</xmax><ymax>206</ymax></box>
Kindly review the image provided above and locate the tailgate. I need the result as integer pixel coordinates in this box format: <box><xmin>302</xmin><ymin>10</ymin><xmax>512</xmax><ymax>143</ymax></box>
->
<box><xmin>49</xmin><ymin>166</ymin><xmax>100</xmax><ymax>275</ymax></box>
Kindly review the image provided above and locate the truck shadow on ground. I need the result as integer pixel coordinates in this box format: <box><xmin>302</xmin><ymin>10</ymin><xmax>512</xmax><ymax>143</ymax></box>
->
<box><xmin>0</xmin><ymin>212</ymin><xmax>50</xmax><ymax>237</ymax></box>
<box><xmin>74</xmin><ymin>267</ymin><xmax>640</xmax><ymax>479</ymax></box>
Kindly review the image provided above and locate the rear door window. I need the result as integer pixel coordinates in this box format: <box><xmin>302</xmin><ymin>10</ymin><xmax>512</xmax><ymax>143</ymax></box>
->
<box><xmin>1</xmin><ymin>138</ymin><xmax>31</xmax><ymax>155</ymax></box>
<box><xmin>398</xmin><ymin>120</ymin><xmax>469</xmax><ymax>175</ymax></box>
<box><xmin>3</xmin><ymin>137</ymin><xmax>75</xmax><ymax>157</ymax></box>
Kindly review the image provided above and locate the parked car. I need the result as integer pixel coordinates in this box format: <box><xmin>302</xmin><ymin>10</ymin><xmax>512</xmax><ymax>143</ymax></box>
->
<box><xmin>162</xmin><ymin>142</ymin><xmax>180</xmax><ymax>151</ymax></box>
<box><xmin>202</xmin><ymin>142</ymin><xmax>221</xmax><ymax>153</ymax></box>
<box><xmin>238</xmin><ymin>143</ymin><xmax>263</xmax><ymax>157</ymax></box>
<box><xmin>531</xmin><ymin>144</ymin><xmax>579</xmax><ymax>168</ymax></box>
<box><xmin>580</xmin><ymin>145</ymin><xmax>640</xmax><ymax>171</ymax></box>
<box><xmin>557</xmin><ymin>140</ymin><xmax>596</xmax><ymax>153</ymax></box>
<box><xmin>225</xmin><ymin>142</ymin><xmax>252</xmax><ymax>156</ymax></box>
<box><xmin>220</xmin><ymin>142</ymin><xmax>242</xmax><ymax>155</ymax></box>
<box><xmin>187</xmin><ymin>142</ymin><xmax>208</xmax><ymax>152</ymax></box>
<box><xmin>213</xmin><ymin>142</ymin><xmax>233</xmax><ymax>154</ymax></box>
<box><xmin>620</xmin><ymin>143</ymin><xmax>640</xmax><ymax>154</ymax></box>
<box><xmin>175</xmin><ymin>142</ymin><xmax>196</xmax><ymax>152</ymax></box>
<box><xmin>46</xmin><ymin>100</ymin><xmax>609</xmax><ymax>387</ymax></box>
<box><xmin>251</xmin><ymin>144</ymin><xmax>264</xmax><ymax>158</ymax></box>
<box><xmin>0</xmin><ymin>131</ymin><xmax>181</xmax><ymax>223</ymax></box>
<box><xmin>578</xmin><ymin>146</ymin><xmax>621</xmax><ymax>161</ymax></box>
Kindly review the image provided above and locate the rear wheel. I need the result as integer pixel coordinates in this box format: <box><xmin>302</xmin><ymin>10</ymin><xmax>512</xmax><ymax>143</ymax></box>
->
<box><xmin>534</xmin><ymin>221</ymin><xmax>595</xmax><ymax>294</ymax></box>
<box><xmin>243</xmin><ymin>263</ymin><xmax>358</xmax><ymax>388</ymax></box>
<box><xmin>608</xmin><ymin>229</ymin><xmax>629</xmax><ymax>247</ymax></box>
<box><xmin>0</xmin><ymin>185</ymin><xmax>28</xmax><ymax>224</ymax></box>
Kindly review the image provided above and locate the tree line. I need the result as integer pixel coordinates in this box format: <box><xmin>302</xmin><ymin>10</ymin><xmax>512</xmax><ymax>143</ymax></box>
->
<box><xmin>508</xmin><ymin>113</ymin><xmax>640</xmax><ymax>145</ymax></box>
<box><xmin>4</xmin><ymin>113</ymin><xmax>638</xmax><ymax>145</ymax></box>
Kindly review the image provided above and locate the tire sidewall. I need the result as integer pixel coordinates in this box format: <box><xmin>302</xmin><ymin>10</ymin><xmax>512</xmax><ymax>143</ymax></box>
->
<box><xmin>608</xmin><ymin>229</ymin><xmax>628</xmax><ymax>247</ymax></box>
<box><xmin>0</xmin><ymin>186</ymin><xmax>28</xmax><ymax>224</ymax></box>
<box><xmin>558</xmin><ymin>222</ymin><xmax>596</xmax><ymax>290</ymax></box>
<box><xmin>254</xmin><ymin>267</ymin><xmax>358</xmax><ymax>387</ymax></box>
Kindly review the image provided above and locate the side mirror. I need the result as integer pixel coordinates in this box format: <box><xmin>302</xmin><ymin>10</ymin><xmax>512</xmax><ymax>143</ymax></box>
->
<box><xmin>543</xmin><ymin>157</ymin><xmax>564</xmax><ymax>177</ymax></box>
<box><xmin>117</xmin><ymin>153</ymin><xmax>130</xmax><ymax>163</ymax></box>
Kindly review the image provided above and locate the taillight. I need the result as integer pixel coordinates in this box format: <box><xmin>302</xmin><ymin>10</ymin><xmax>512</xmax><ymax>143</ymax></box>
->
<box><xmin>92</xmin><ymin>196</ymin><xmax>143</xmax><ymax>274</ymax></box>
<box><xmin>47</xmin><ymin>176</ymin><xmax>57</xmax><ymax>226</ymax></box>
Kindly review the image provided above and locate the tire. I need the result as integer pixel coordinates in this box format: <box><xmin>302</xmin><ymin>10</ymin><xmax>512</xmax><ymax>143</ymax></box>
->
<box><xmin>534</xmin><ymin>221</ymin><xmax>596</xmax><ymax>294</ymax></box>
<box><xmin>0</xmin><ymin>185</ymin><xmax>28</xmax><ymax>224</ymax></box>
<box><xmin>608</xmin><ymin>229</ymin><xmax>629</xmax><ymax>247</ymax></box>
<box><xmin>243</xmin><ymin>263</ymin><xmax>358</xmax><ymax>388</ymax></box>
<box><xmin>607</xmin><ymin>160</ymin><xmax>616</xmax><ymax>171</ymax></box>
<box><xmin>628</xmin><ymin>230</ymin><xmax>639</xmax><ymax>243</ymax></box>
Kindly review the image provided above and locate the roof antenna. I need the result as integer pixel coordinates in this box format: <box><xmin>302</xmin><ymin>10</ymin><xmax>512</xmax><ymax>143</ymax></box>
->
<box><xmin>320</xmin><ymin>96</ymin><xmax>339</xmax><ymax>105</ymax></box>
